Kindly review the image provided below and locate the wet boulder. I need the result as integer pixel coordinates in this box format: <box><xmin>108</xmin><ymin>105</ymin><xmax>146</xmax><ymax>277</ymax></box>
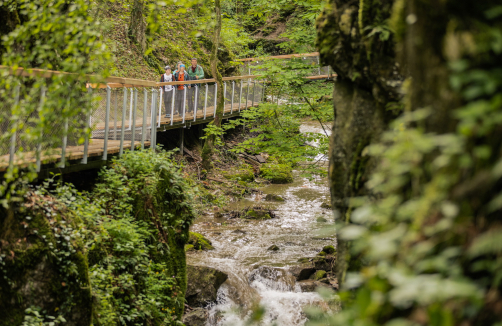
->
<box><xmin>320</xmin><ymin>202</ymin><xmax>332</xmax><ymax>209</ymax></box>
<box><xmin>313</xmin><ymin>255</ymin><xmax>335</xmax><ymax>272</ymax></box>
<box><xmin>186</xmin><ymin>265</ymin><xmax>228</xmax><ymax>307</ymax></box>
<box><xmin>268</xmin><ymin>245</ymin><xmax>280</xmax><ymax>251</ymax></box>
<box><xmin>265</xmin><ymin>194</ymin><xmax>285</xmax><ymax>202</ymax></box>
<box><xmin>316</xmin><ymin>216</ymin><xmax>328</xmax><ymax>222</ymax></box>
<box><xmin>297</xmin><ymin>279</ymin><xmax>331</xmax><ymax>292</ymax></box>
<box><xmin>310</xmin><ymin>270</ymin><xmax>327</xmax><ymax>281</ymax></box>
<box><xmin>182</xmin><ymin>307</ymin><xmax>208</xmax><ymax>326</ymax></box>
<box><xmin>187</xmin><ymin>232</ymin><xmax>214</xmax><ymax>251</ymax></box>
<box><xmin>289</xmin><ymin>265</ymin><xmax>316</xmax><ymax>281</ymax></box>
<box><xmin>322</xmin><ymin>245</ymin><xmax>336</xmax><ymax>255</ymax></box>
<box><xmin>249</xmin><ymin>266</ymin><xmax>297</xmax><ymax>291</ymax></box>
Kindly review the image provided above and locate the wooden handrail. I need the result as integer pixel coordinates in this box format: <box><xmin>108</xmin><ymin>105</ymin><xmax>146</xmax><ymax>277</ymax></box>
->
<box><xmin>1</xmin><ymin>65</ymin><xmax>334</xmax><ymax>89</ymax></box>
<box><xmin>235</xmin><ymin>52</ymin><xmax>320</xmax><ymax>62</ymax></box>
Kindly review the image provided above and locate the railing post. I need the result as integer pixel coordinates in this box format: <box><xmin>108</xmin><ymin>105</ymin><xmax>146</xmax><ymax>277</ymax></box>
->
<box><xmin>222</xmin><ymin>82</ymin><xmax>227</xmax><ymax>116</ymax></box>
<box><xmin>141</xmin><ymin>88</ymin><xmax>147</xmax><ymax>149</ymax></box>
<box><xmin>213</xmin><ymin>83</ymin><xmax>217</xmax><ymax>118</ymax></box>
<box><xmin>59</xmin><ymin>90</ymin><xmax>69</xmax><ymax>168</ymax></box>
<box><xmin>231</xmin><ymin>81</ymin><xmax>235</xmax><ymax>114</ymax></box>
<box><xmin>170</xmin><ymin>88</ymin><xmax>175</xmax><ymax>126</ymax></box>
<box><xmin>81</xmin><ymin>86</ymin><xmax>92</xmax><ymax>164</ymax></box>
<box><xmin>182</xmin><ymin>87</ymin><xmax>186</xmax><ymax>124</ymax></box>
<box><xmin>158</xmin><ymin>88</ymin><xmax>162</xmax><ymax>128</ymax></box>
<box><xmin>129</xmin><ymin>89</ymin><xmax>133</xmax><ymax>129</ymax></box>
<box><xmin>102</xmin><ymin>86</ymin><xmax>111</xmax><ymax>160</ymax></box>
<box><xmin>113</xmin><ymin>89</ymin><xmax>118</xmax><ymax>140</ymax></box>
<box><xmin>119</xmin><ymin>87</ymin><xmax>127</xmax><ymax>156</ymax></box>
<box><xmin>150</xmin><ymin>89</ymin><xmax>157</xmax><ymax>150</ymax></box>
<box><xmin>317</xmin><ymin>55</ymin><xmax>321</xmax><ymax>75</ymax></box>
<box><xmin>204</xmin><ymin>84</ymin><xmax>208</xmax><ymax>119</ymax></box>
<box><xmin>131</xmin><ymin>88</ymin><xmax>138</xmax><ymax>151</ymax></box>
<box><xmin>8</xmin><ymin>85</ymin><xmax>20</xmax><ymax>169</ymax></box>
<box><xmin>252</xmin><ymin>80</ymin><xmax>256</xmax><ymax>107</ymax></box>
<box><xmin>238</xmin><ymin>80</ymin><xmax>243</xmax><ymax>112</ymax></box>
<box><xmin>193</xmin><ymin>85</ymin><xmax>198</xmax><ymax>122</ymax></box>
<box><xmin>245</xmin><ymin>80</ymin><xmax>250</xmax><ymax>109</ymax></box>
<box><xmin>36</xmin><ymin>86</ymin><xmax>46</xmax><ymax>172</ymax></box>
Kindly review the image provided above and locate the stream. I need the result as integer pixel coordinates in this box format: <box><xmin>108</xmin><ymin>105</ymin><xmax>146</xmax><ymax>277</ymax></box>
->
<box><xmin>187</xmin><ymin>121</ymin><xmax>334</xmax><ymax>325</ymax></box>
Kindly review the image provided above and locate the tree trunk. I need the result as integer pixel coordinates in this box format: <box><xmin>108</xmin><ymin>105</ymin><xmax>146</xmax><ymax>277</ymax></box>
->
<box><xmin>201</xmin><ymin>0</ymin><xmax>224</xmax><ymax>171</ymax></box>
<box><xmin>128</xmin><ymin>0</ymin><xmax>146</xmax><ymax>53</ymax></box>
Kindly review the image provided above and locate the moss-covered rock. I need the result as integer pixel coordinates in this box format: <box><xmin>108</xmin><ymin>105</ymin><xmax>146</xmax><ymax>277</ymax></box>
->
<box><xmin>322</xmin><ymin>245</ymin><xmax>336</xmax><ymax>255</ymax></box>
<box><xmin>0</xmin><ymin>201</ymin><xmax>92</xmax><ymax>326</ymax></box>
<box><xmin>188</xmin><ymin>232</ymin><xmax>214</xmax><ymax>250</ymax></box>
<box><xmin>222</xmin><ymin>164</ymin><xmax>255</xmax><ymax>182</ymax></box>
<box><xmin>316</xmin><ymin>216</ymin><xmax>328</xmax><ymax>222</ymax></box>
<box><xmin>1</xmin><ymin>150</ymin><xmax>197</xmax><ymax>325</ymax></box>
<box><xmin>242</xmin><ymin>207</ymin><xmax>276</xmax><ymax>220</ymax></box>
<box><xmin>310</xmin><ymin>270</ymin><xmax>327</xmax><ymax>281</ymax></box>
<box><xmin>260</xmin><ymin>163</ymin><xmax>293</xmax><ymax>184</ymax></box>
<box><xmin>185</xmin><ymin>265</ymin><xmax>228</xmax><ymax>307</ymax></box>
<box><xmin>320</xmin><ymin>202</ymin><xmax>332</xmax><ymax>209</ymax></box>
<box><xmin>265</xmin><ymin>194</ymin><xmax>285</xmax><ymax>202</ymax></box>
<box><xmin>268</xmin><ymin>245</ymin><xmax>280</xmax><ymax>251</ymax></box>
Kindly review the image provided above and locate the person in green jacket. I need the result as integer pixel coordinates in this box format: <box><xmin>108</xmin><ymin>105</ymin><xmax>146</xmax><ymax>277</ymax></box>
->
<box><xmin>186</xmin><ymin>58</ymin><xmax>204</xmax><ymax>113</ymax></box>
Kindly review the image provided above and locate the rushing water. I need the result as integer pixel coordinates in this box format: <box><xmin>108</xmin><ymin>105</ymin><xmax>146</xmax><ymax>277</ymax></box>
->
<box><xmin>187</xmin><ymin>120</ymin><xmax>334</xmax><ymax>325</ymax></box>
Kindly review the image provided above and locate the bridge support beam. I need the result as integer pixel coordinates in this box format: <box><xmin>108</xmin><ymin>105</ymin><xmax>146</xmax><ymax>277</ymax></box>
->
<box><xmin>180</xmin><ymin>128</ymin><xmax>184</xmax><ymax>154</ymax></box>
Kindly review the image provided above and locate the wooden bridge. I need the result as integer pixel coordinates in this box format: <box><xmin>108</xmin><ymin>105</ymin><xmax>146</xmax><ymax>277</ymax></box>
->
<box><xmin>0</xmin><ymin>52</ymin><xmax>333</xmax><ymax>175</ymax></box>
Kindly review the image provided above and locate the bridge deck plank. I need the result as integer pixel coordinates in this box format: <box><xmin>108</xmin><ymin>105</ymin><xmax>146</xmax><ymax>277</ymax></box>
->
<box><xmin>0</xmin><ymin>140</ymin><xmax>149</xmax><ymax>172</ymax></box>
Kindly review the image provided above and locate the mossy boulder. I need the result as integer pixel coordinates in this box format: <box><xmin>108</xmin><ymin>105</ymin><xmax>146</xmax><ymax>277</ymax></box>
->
<box><xmin>0</xmin><ymin>202</ymin><xmax>92</xmax><ymax>326</ymax></box>
<box><xmin>265</xmin><ymin>194</ymin><xmax>285</xmax><ymax>202</ymax></box>
<box><xmin>310</xmin><ymin>270</ymin><xmax>327</xmax><ymax>281</ymax></box>
<box><xmin>268</xmin><ymin>245</ymin><xmax>280</xmax><ymax>251</ymax></box>
<box><xmin>185</xmin><ymin>265</ymin><xmax>228</xmax><ymax>307</ymax></box>
<box><xmin>245</xmin><ymin>208</ymin><xmax>272</xmax><ymax>220</ymax></box>
<box><xmin>320</xmin><ymin>202</ymin><xmax>332</xmax><ymax>209</ymax></box>
<box><xmin>188</xmin><ymin>232</ymin><xmax>214</xmax><ymax>250</ymax></box>
<box><xmin>260</xmin><ymin>163</ymin><xmax>293</xmax><ymax>184</ymax></box>
<box><xmin>316</xmin><ymin>216</ymin><xmax>328</xmax><ymax>222</ymax></box>
<box><xmin>222</xmin><ymin>164</ymin><xmax>254</xmax><ymax>182</ymax></box>
<box><xmin>322</xmin><ymin>245</ymin><xmax>336</xmax><ymax>255</ymax></box>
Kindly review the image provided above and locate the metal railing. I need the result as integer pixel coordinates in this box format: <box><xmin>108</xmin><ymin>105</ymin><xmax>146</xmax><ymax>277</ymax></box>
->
<box><xmin>0</xmin><ymin>67</ymin><xmax>266</xmax><ymax>171</ymax></box>
<box><xmin>236</xmin><ymin>52</ymin><xmax>334</xmax><ymax>79</ymax></box>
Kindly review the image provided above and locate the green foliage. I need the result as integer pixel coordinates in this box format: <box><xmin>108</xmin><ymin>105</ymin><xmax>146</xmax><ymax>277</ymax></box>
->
<box><xmin>308</xmin><ymin>2</ymin><xmax>502</xmax><ymax>325</ymax></box>
<box><xmin>1</xmin><ymin>150</ymin><xmax>195</xmax><ymax>325</ymax></box>
<box><xmin>0</xmin><ymin>0</ymin><xmax>110</xmax><ymax>206</ymax></box>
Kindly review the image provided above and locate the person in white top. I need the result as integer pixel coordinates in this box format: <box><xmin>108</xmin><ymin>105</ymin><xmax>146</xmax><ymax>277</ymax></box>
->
<box><xmin>160</xmin><ymin>65</ymin><xmax>175</xmax><ymax>117</ymax></box>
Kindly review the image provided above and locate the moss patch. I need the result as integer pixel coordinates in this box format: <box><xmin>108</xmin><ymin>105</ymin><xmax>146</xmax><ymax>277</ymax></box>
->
<box><xmin>188</xmin><ymin>232</ymin><xmax>214</xmax><ymax>250</ymax></box>
<box><xmin>260</xmin><ymin>163</ymin><xmax>293</xmax><ymax>184</ymax></box>
<box><xmin>222</xmin><ymin>164</ymin><xmax>255</xmax><ymax>182</ymax></box>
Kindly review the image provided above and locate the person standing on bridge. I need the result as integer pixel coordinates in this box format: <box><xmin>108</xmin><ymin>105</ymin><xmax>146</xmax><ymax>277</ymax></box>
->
<box><xmin>187</xmin><ymin>58</ymin><xmax>204</xmax><ymax>114</ymax></box>
<box><xmin>173</xmin><ymin>64</ymin><xmax>189</xmax><ymax>116</ymax></box>
<box><xmin>160</xmin><ymin>65</ymin><xmax>174</xmax><ymax>118</ymax></box>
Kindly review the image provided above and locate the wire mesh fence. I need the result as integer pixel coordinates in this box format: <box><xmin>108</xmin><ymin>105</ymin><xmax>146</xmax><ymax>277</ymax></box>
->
<box><xmin>1</xmin><ymin>77</ymin><xmax>266</xmax><ymax>171</ymax></box>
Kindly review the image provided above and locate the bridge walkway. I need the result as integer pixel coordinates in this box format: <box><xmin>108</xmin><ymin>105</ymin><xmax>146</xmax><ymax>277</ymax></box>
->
<box><xmin>1</xmin><ymin>53</ymin><xmax>333</xmax><ymax>174</ymax></box>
